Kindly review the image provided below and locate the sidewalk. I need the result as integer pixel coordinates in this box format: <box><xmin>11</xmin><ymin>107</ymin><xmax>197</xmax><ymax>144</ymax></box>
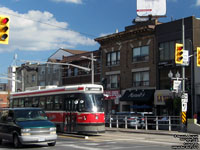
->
<box><xmin>105</xmin><ymin>127</ymin><xmax>193</xmax><ymax>136</ymax></box>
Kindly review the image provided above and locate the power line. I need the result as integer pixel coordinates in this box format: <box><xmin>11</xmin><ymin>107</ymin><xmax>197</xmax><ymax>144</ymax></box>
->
<box><xmin>0</xmin><ymin>10</ymin><xmax>97</xmax><ymax>38</ymax></box>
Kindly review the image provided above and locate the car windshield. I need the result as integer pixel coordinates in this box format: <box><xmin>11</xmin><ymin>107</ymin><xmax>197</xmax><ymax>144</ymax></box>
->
<box><xmin>14</xmin><ymin>109</ymin><xmax>48</xmax><ymax>122</ymax></box>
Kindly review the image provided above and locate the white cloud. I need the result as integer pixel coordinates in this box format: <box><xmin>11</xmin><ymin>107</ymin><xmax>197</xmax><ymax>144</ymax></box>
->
<box><xmin>196</xmin><ymin>0</ymin><xmax>200</xmax><ymax>6</ymax></box>
<box><xmin>51</xmin><ymin>0</ymin><xmax>83</xmax><ymax>4</ymax></box>
<box><xmin>0</xmin><ymin>7</ymin><xmax>96</xmax><ymax>52</ymax></box>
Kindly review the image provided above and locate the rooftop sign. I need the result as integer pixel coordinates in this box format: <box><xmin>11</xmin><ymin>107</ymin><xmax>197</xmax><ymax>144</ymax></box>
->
<box><xmin>137</xmin><ymin>0</ymin><xmax>166</xmax><ymax>17</ymax></box>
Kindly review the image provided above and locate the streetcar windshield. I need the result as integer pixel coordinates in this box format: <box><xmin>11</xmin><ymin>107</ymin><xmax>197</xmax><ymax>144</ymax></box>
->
<box><xmin>14</xmin><ymin>109</ymin><xmax>48</xmax><ymax>122</ymax></box>
<box><xmin>82</xmin><ymin>93</ymin><xmax>104</xmax><ymax>112</ymax></box>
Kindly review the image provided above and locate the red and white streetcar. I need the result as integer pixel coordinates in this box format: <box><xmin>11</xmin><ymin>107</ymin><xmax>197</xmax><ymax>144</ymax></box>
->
<box><xmin>10</xmin><ymin>84</ymin><xmax>105</xmax><ymax>134</ymax></box>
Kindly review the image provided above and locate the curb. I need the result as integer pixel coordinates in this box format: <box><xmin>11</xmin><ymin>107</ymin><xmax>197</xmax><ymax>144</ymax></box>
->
<box><xmin>105</xmin><ymin>128</ymin><xmax>187</xmax><ymax>136</ymax></box>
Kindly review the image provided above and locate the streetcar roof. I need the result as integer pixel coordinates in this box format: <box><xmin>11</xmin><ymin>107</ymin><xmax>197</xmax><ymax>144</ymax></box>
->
<box><xmin>11</xmin><ymin>84</ymin><xmax>103</xmax><ymax>98</ymax></box>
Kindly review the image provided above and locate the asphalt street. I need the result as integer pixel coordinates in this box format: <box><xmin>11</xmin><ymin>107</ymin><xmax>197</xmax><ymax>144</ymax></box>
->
<box><xmin>0</xmin><ymin>130</ymin><xmax>199</xmax><ymax>150</ymax></box>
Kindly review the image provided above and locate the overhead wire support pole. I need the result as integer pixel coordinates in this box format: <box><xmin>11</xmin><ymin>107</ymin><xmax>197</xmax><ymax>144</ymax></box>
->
<box><xmin>20</xmin><ymin>60</ymin><xmax>91</xmax><ymax>72</ymax></box>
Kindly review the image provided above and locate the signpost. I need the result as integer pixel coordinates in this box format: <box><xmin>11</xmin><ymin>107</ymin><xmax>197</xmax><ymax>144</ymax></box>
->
<box><xmin>173</xmin><ymin>80</ymin><xmax>181</xmax><ymax>93</ymax></box>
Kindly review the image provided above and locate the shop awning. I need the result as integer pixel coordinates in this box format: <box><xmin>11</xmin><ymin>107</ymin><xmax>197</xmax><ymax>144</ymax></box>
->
<box><xmin>120</xmin><ymin>89</ymin><xmax>155</xmax><ymax>103</ymax></box>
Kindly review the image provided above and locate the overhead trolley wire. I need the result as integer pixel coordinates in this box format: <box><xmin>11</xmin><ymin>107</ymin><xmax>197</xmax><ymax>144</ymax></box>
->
<box><xmin>0</xmin><ymin>10</ymin><xmax>98</xmax><ymax>38</ymax></box>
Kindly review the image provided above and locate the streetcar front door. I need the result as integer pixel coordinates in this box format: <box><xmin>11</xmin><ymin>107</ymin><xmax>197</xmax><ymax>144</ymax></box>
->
<box><xmin>65</xmin><ymin>99</ymin><xmax>77</xmax><ymax>133</ymax></box>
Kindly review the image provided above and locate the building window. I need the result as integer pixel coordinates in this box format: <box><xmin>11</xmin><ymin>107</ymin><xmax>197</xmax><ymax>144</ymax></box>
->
<box><xmin>106</xmin><ymin>51</ymin><xmax>120</xmax><ymax>66</ymax></box>
<box><xmin>159</xmin><ymin>39</ymin><xmax>192</xmax><ymax>62</ymax></box>
<box><xmin>32</xmin><ymin>74</ymin><xmax>36</xmax><ymax>82</ymax></box>
<box><xmin>74</xmin><ymin>68</ymin><xmax>78</xmax><ymax>76</ymax></box>
<box><xmin>40</xmin><ymin>66</ymin><xmax>45</xmax><ymax>75</ymax></box>
<box><xmin>106</xmin><ymin>74</ymin><xmax>120</xmax><ymax>89</ymax></box>
<box><xmin>132</xmin><ymin>71</ymin><xmax>149</xmax><ymax>87</ymax></box>
<box><xmin>132</xmin><ymin>46</ymin><xmax>149</xmax><ymax>62</ymax></box>
<box><xmin>53</xmin><ymin>65</ymin><xmax>59</xmax><ymax>74</ymax></box>
<box><xmin>159</xmin><ymin>41</ymin><xmax>176</xmax><ymax>61</ymax></box>
<box><xmin>67</xmin><ymin>69</ymin><xmax>71</xmax><ymax>77</ymax></box>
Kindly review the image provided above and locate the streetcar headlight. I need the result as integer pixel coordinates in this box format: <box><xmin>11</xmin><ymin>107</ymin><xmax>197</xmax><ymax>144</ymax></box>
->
<box><xmin>92</xmin><ymin>106</ymin><xmax>97</xmax><ymax>112</ymax></box>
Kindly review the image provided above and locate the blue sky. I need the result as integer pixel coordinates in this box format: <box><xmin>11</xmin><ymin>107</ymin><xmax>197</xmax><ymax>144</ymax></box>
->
<box><xmin>0</xmin><ymin>0</ymin><xmax>200</xmax><ymax>81</ymax></box>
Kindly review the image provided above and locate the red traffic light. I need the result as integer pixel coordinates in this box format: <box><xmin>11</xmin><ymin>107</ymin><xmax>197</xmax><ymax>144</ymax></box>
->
<box><xmin>177</xmin><ymin>46</ymin><xmax>183</xmax><ymax>50</ymax></box>
<box><xmin>2</xmin><ymin>18</ymin><xmax>9</xmax><ymax>24</ymax></box>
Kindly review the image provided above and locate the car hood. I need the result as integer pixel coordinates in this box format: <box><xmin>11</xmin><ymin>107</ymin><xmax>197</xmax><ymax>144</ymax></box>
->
<box><xmin>16</xmin><ymin>120</ymin><xmax>55</xmax><ymax>128</ymax></box>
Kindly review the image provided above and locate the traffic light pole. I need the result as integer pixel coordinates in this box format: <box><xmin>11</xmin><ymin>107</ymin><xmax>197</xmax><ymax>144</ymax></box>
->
<box><xmin>181</xmin><ymin>18</ymin><xmax>186</xmax><ymax>131</ymax></box>
<box><xmin>182</xmin><ymin>18</ymin><xmax>185</xmax><ymax>93</ymax></box>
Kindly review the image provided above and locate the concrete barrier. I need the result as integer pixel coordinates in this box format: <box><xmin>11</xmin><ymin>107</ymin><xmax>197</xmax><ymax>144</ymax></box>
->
<box><xmin>187</xmin><ymin>119</ymin><xmax>200</xmax><ymax>134</ymax></box>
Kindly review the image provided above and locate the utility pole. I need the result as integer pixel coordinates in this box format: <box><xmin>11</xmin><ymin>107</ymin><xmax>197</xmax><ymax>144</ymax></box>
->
<box><xmin>81</xmin><ymin>52</ymin><xmax>97</xmax><ymax>84</ymax></box>
<box><xmin>91</xmin><ymin>53</ymin><xmax>94</xmax><ymax>84</ymax></box>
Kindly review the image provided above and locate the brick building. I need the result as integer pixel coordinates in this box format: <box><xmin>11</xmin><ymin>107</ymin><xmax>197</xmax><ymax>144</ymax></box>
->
<box><xmin>95</xmin><ymin>20</ymin><xmax>158</xmax><ymax>114</ymax></box>
<box><xmin>62</xmin><ymin>50</ymin><xmax>101</xmax><ymax>85</ymax></box>
<box><xmin>0</xmin><ymin>92</ymin><xmax>8</xmax><ymax>108</ymax></box>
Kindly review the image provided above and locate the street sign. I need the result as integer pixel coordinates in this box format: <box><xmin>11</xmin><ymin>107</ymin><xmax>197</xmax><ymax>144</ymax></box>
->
<box><xmin>182</xmin><ymin>50</ymin><xmax>189</xmax><ymax>66</ymax></box>
<box><xmin>182</xmin><ymin>102</ymin><xmax>187</xmax><ymax>112</ymax></box>
<box><xmin>181</xmin><ymin>93</ymin><xmax>188</xmax><ymax>103</ymax></box>
<box><xmin>173</xmin><ymin>80</ymin><xmax>181</xmax><ymax>92</ymax></box>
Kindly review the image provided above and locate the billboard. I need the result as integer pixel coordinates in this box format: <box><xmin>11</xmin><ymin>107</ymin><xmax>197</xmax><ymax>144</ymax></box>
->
<box><xmin>137</xmin><ymin>0</ymin><xmax>166</xmax><ymax>17</ymax></box>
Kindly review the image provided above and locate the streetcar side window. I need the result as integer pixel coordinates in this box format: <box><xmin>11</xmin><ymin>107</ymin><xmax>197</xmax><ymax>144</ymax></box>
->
<box><xmin>39</xmin><ymin>97</ymin><xmax>46</xmax><ymax>109</ymax></box>
<box><xmin>24</xmin><ymin>98</ymin><xmax>32</xmax><ymax>107</ymax></box>
<box><xmin>18</xmin><ymin>98</ymin><xmax>25</xmax><ymax>107</ymax></box>
<box><xmin>46</xmin><ymin>96</ymin><xmax>54</xmax><ymax>110</ymax></box>
<box><xmin>32</xmin><ymin>97</ymin><xmax>39</xmax><ymax>107</ymax></box>
<box><xmin>55</xmin><ymin>96</ymin><xmax>63</xmax><ymax>110</ymax></box>
<box><xmin>13</xmin><ymin>99</ymin><xmax>19</xmax><ymax>108</ymax></box>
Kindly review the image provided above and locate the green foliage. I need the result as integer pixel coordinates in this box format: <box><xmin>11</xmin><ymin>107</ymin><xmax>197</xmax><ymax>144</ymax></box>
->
<box><xmin>165</xmin><ymin>97</ymin><xmax>181</xmax><ymax>115</ymax></box>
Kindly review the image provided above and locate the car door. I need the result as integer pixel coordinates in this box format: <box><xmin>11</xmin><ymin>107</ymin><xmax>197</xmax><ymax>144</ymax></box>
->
<box><xmin>0</xmin><ymin>110</ymin><xmax>9</xmax><ymax>141</ymax></box>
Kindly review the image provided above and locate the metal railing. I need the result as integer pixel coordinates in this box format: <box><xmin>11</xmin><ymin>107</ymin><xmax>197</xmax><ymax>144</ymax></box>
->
<box><xmin>105</xmin><ymin>115</ymin><xmax>182</xmax><ymax>131</ymax></box>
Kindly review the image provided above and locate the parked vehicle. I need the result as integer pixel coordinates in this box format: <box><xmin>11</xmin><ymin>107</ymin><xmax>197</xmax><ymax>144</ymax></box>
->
<box><xmin>0</xmin><ymin>108</ymin><xmax>57</xmax><ymax>148</ymax></box>
<box><xmin>115</xmin><ymin>112</ymin><xmax>145</xmax><ymax>129</ymax></box>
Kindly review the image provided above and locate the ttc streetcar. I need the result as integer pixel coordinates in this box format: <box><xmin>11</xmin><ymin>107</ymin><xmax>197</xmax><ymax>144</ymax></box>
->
<box><xmin>10</xmin><ymin>84</ymin><xmax>105</xmax><ymax>134</ymax></box>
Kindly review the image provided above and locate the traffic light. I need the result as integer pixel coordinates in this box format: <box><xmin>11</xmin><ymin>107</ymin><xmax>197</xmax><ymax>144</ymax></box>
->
<box><xmin>0</xmin><ymin>15</ymin><xmax>10</xmax><ymax>44</ymax></box>
<box><xmin>175</xmin><ymin>43</ymin><xmax>183</xmax><ymax>64</ymax></box>
<box><xmin>197</xmin><ymin>47</ymin><xmax>200</xmax><ymax>67</ymax></box>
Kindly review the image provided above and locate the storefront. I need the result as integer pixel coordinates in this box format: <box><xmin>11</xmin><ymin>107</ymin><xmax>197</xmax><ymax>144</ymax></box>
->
<box><xmin>104</xmin><ymin>90</ymin><xmax>121</xmax><ymax>114</ymax></box>
<box><xmin>154</xmin><ymin>90</ymin><xmax>173</xmax><ymax>115</ymax></box>
<box><xmin>120</xmin><ymin>89</ymin><xmax>155</xmax><ymax>112</ymax></box>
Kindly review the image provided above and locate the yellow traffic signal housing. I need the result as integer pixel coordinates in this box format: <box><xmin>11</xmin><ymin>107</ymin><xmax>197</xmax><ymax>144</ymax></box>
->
<box><xmin>0</xmin><ymin>15</ymin><xmax>10</xmax><ymax>44</ymax></box>
<box><xmin>175</xmin><ymin>43</ymin><xmax>183</xmax><ymax>64</ymax></box>
<box><xmin>197</xmin><ymin>47</ymin><xmax>200</xmax><ymax>67</ymax></box>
